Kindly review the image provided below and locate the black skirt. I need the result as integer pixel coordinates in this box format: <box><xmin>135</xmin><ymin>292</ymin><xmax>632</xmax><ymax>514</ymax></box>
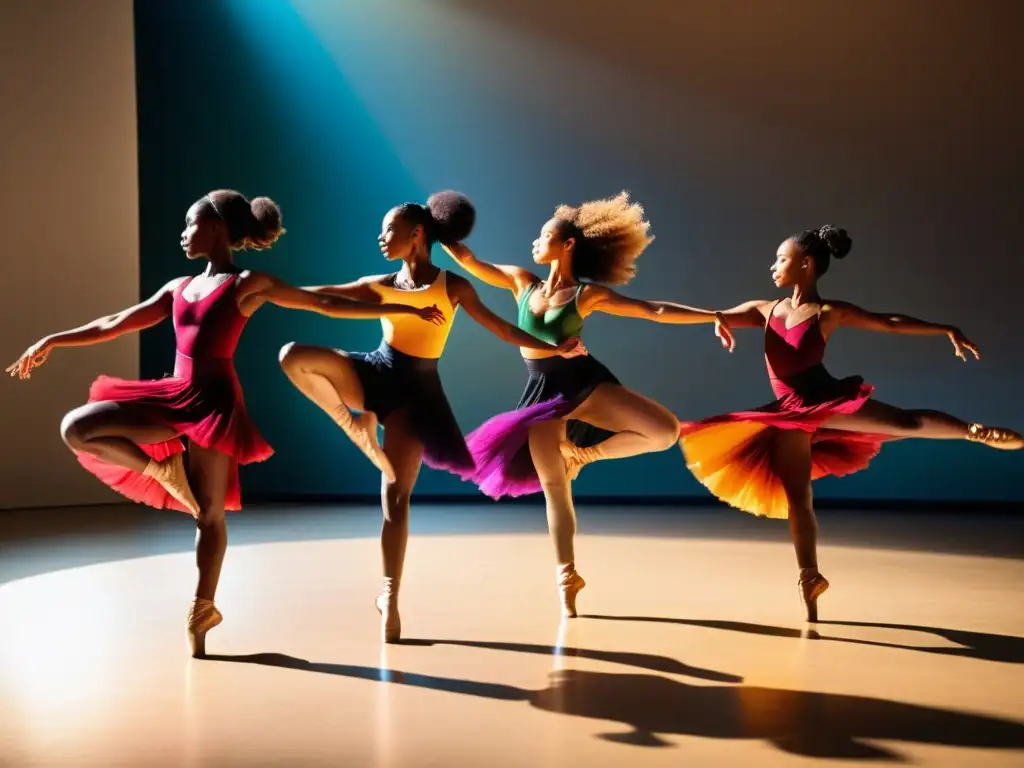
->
<box><xmin>350</xmin><ymin>341</ymin><xmax>474</xmax><ymax>479</ymax></box>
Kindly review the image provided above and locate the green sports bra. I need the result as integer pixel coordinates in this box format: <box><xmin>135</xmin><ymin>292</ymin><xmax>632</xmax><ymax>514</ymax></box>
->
<box><xmin>517</xmin><ymin>283</ymin><xmax>585</xmax><ymax>345</ymax></box>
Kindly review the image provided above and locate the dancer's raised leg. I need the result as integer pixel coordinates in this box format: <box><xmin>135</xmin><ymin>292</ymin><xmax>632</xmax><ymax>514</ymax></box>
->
<box><xmin>278</xmin><ymin>342</ymin><xmax>395</xmax><ymax>479</ymax></box>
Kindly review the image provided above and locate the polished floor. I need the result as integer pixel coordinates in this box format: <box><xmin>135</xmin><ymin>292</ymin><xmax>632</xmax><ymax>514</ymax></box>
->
<box><xmin>1</xmin><ymin>503</ymin><xmax>1023</xmax><ymax>766</ymax></box>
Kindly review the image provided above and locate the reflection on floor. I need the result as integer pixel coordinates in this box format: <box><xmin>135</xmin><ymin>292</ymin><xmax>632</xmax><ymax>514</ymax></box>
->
<box><xmin>2</xmin><ymin>504</ymin><xmax>1022</xmax><ymax>766</ymax></box>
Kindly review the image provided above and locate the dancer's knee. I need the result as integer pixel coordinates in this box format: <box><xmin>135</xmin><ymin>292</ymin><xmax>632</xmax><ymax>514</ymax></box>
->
<box><xmin>539</xmin><ymin>476</ymin><xmax>572</xmax><ymax>504</ymax></box>
<box><xmin>647</xmin><ymin>411</ymin><xmax>680</xmax><ymax>451</ymax></box>
<box><xmin>278</xmin><ymin>341</ymin><xmax>303</xmax><ymax>370</ymax></box>
<box><xmin>59</xmin><ymin>408</ymin><xmax>90</xmax><ymax>450</ymax></box>
<box><xmin>382</xmin><ymin>483</ymin><xmax>412</xmax><ymax>525</ymax></box>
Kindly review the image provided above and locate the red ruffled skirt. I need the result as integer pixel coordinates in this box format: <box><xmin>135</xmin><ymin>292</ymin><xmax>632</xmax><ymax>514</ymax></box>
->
<box><xmin>679</xmin><ymin>368</ymin><xmax>898</xmax><ymax>519</ymax></box>
<box><xmin>75</xmin><ymin>353</ymin><xmax>272</xmax><ymax>513</ymax></box>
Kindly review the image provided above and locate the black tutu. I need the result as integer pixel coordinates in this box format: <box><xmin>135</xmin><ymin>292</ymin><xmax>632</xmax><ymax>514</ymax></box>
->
<box><xmin>350</xmin><ymin>342</ymin><xmax>474</xmax><ymax>479</ymax></box>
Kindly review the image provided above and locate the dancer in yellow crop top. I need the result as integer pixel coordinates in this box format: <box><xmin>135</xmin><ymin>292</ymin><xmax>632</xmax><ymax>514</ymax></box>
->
<box><xmin>278</xmin><ymin>191</ymin><xmax>583</xmax><ymax>643</ymax></box>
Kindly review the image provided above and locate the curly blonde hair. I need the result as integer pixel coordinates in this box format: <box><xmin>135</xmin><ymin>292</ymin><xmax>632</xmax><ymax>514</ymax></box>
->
<box><xmin>553</xmin><ymin>191</ymin><xmax>654</xmax><ymax>285</ymax></box>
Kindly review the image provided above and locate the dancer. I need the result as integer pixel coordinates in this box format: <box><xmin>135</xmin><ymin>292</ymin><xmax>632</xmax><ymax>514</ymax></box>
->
<box><xmin>443</xmin><ymin>191</ymin><xmax>734</xmax><ymax>618</ymax></box>
<box><xmin>678</xmin><ymin>225</ymin><xmax>1022</xmax><ymax>621</ymax></box>
<box><xmin>278</xmin><ymin>191</ymin><xmax>584</xmax><ymax>642</ymax></box>
<box><xmin>7</xmin><ymin>189</ymin><xmax>443</xmax><ymax>656</ymax></box>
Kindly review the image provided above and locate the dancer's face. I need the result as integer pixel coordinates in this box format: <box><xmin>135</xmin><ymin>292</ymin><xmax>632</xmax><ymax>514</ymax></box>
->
<box><xmin>770</xmin><ymin>238</ymin><xmax>812</xmax><ymax>288</ymax></box>
<box><xmin>532</xmin><ymin>218</ymin><xmax>575</xmax><ymax>265</ymax></box>
<box><xmin>181</xmin><ymin>203</ymin><xmax>222</xmax><ymax>260</ymax></box>
<box><xmin>379</xmin><ymin>208</ymin><xmax>421</xmax><ymax>261</ymax></box>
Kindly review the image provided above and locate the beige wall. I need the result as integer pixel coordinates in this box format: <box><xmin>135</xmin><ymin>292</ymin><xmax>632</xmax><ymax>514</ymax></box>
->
<box><xmin>0</xmin><ymin>1</ymin><xmax>138</xmax><ymax>509</ymax></box>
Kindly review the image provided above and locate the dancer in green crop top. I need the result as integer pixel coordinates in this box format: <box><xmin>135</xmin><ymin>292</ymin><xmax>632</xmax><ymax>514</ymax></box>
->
<box><xmin>445</xmin><ymin>192</ymin><xmax>734</xmax><ymax>618</ymax></box>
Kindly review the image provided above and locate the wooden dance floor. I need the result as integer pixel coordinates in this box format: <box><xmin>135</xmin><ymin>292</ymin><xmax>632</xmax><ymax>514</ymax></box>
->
<box><xmin>2</xmin><ymin>503</ymin><xmax>1023</xmax><ymax>766</ymax></box>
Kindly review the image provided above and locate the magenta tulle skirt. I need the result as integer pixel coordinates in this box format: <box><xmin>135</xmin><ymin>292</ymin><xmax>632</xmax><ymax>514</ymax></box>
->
<box><xmin>678</xmin><ymin>367</ymin><xmax>898</xmax><ymax>519</ymax></box>
<box><xmin>468</xmin><ymin>354</ymin><xmax>620</xmax><ymax>499</ymax></box>
<box><xmin>75</xmin><ymin>355</ymin><xmax>272</xmax><ymax>513</ymax></box>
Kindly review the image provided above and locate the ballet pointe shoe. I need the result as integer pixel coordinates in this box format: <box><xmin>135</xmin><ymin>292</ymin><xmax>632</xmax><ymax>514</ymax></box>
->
<box><xmin>967</xmin><ymin>423</ymin><xmax>1024</xmax><ymax>450</ymax></box>
<box><xmin>559</xmin><ymin>442</ymin><xmax>593</xmax><ymax>482</ymax></box>
<box><xmin>330</xmin><ymin>406</ymin><xmax>396</xmax><ymax>482</ymax></box>
<box><xmin>144</xmin><ymin>454</ymin><xmax>200</xmax><ymax>517</ymax></box>
<box><xmin>557</xmin><ymin>563</ymin><xmax>586</xmax><ymax>618</ymax></box>
<box><xmin>187</xmin><ymin>598</ymin><xmax>222</xmax><ymax>658</ymax></box>
<box><xmin>375</xmin><ymin>578</ymin><xmax>401</xmax><ymax>643</ymax></box>
<box><xmin>798</xmin><ymin>568</ymin><xmax>829</xmax><ymax>623</ymax></box>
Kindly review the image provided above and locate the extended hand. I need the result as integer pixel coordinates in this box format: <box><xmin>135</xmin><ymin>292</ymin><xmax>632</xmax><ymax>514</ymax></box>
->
<box><xmin>6</xmin><ymin>338</ymin><xmax>53</xmax><ymax>380</ymax></box>
<box><xmin>416</xmin><ymin>304</ymin><xmax>446</xmax><ymax>325</ymax></box>
<box><xmin>947</xmin><ymin>327</ymin><xmax>979</xmax><ymax>361</ymax></box>
<box><xmin>714</xmin><ymin>313</ymin><xmax>736</xmax><ymax>353</ymax></box>
<box><xmin>557</xmin><ymin>337</ymin><xmax>588</xmax><ymax>359</ymax></box>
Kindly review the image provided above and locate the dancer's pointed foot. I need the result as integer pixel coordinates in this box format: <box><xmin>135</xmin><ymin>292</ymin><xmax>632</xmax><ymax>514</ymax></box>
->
<box><xmin>187</xmin><ymin>597</ymin><xmax>222</xmax><ymax>658</ymax></box>
<box><xmin>967</xmin><ymin>423</ymin><xmax>1024</xmax><ymax>450</ymax></box>
<box><xmin>144</xmin><ymin>454</ymin><xmax>200</xmax><ymax>517</ymax></box>
<box><xmin>375</xmin><ymin>578</ymin><xmax>401</xmax><ymax>643</ymax></box>
<box><xmin>558</xmin><ymin>563</ymin><xmax>586</xmax><ymax>618</ymax></box>
<box><xmin>559</xmin><ymin>441</ymin><xmax>593</xmax><ymax>481</ymax></box>
<box><xmin>330</xmin><ymin>406</ymin><xmax>396</xmax><ymax>482</ymax></box>
<box><xmin>798</xmin><ymin>568</ymin><xmax>829</xmax><ymax>623</ymax></box>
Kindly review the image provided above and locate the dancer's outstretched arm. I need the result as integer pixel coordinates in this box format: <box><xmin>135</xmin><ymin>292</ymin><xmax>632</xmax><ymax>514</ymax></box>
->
<box><xmin>578</xmin><ymin>285</ymin><xmax>737</xmax><ymax>352</ymax></box>
<box><xmin>821</xmin><ymin>301</ymin><xmax>979</xmax><ymax>361</ymax></box>
<box><xmin>442</xmin><ymin>243</ymin><xmax>538</xmax><ymax>300</ymax></box>
<box><xmin>240</xmin><ymin>271</ymin><xmax>443</xmax><ymax>324</ymax></box>
<box><xmin>446</xmin><ymin>274</ymin><xmax>584</xmax><ymax>357</ymax></box>
<box><xmin>7</xmin><ymin>277</ymin><xmax>186</xmax><ymax>379</ymax></box>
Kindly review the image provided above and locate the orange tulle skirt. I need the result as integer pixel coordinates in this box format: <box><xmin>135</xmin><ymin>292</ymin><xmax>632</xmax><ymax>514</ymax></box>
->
<box><xmin>679</xmin><ymin>374</ymin><xmax>898</xmax><ymax>519</ymax></box>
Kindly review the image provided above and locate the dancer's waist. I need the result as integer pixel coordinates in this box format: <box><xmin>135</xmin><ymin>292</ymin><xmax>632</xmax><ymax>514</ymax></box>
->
<box><xmin>768</xmin><ymin>363</ymin><xmax>834</xmax><ymax>397</ymax></box>
<box><xmin>373</xmin><ymin>341</ymin><xmax>440</xmax><ymax>373</ymax></box>
<box><xmin>173</xmin><ymin>351</ymin><xmax>237</xmax><ymax>380</ymax></box>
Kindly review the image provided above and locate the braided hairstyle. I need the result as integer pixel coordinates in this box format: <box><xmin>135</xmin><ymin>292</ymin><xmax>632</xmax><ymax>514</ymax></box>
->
<box><xmin>792</xmin><ymin>225</ymin><xmax>852</xmax><ymax>275</ymax></box>
<box><xmin>553</xmin><ymin>191</ymin><xmax>654</xmax><ymax>285</ymax></box>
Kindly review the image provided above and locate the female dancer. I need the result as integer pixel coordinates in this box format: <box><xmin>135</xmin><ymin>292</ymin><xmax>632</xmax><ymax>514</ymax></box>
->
<box><xmin>679</xmin><ymin>225</ymin><xmax>1023</xmax><ymax>621</ymax></box>
<box><xmin>444</xmin><ymin>191</ymin><xmax>734</xmax><ymax>618</ymax></box>
<box><xmin>7</xmin><ymin>189</ymin><xmax>443</xmax><ymax>656</ymax></box>
<box><xmin>277</xmin><ymin>191</ymin><xmax>584</xmax><ymax>642</ymax></box>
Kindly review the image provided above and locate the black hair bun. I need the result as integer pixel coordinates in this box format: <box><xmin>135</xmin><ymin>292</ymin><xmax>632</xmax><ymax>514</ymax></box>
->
<box><xmin>818</xmin><ymin>225</ymin><xmax>852</xmax><ymax>259</ymax></box>
<box><xmin>426</xmin><ymin>191</ymin><xmax>475</xmax><ymax>245</ymax></box>
<box><xmin>247</xmin><ymin>196</ymin><xmax>284</xmax><ymax>250</ymax></box>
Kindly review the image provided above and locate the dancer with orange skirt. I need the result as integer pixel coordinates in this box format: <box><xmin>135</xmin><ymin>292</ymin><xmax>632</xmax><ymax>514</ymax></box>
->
<box><xmin>278</xmin><ymin>191</ymin><xmax>584</xmax><ymax>642</ymax></box>
<box><xmin>679</xmin><ymin>225</ymin><xmax>1023</xmax><ymax>621</ymax></box>
<box><xmin>445</xmin><ymin>192</ymin><xmax>734</xmax><ymax>618</ymax></box>
<box><xmin>7</xmin><ymin>190</ymin><xmax>442</xmax><ymax>656</ymax></box>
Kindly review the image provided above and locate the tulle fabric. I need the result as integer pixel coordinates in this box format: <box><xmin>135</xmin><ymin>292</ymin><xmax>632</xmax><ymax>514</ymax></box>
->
<box><xmin>679</xmin><ymin>376</ymin><xmax>896</xmax><ymax>519</ymax></box>
<box><xmin>75</xmin><ymin>359</ymin><xmax>272</xmax><ymax>514</ymax></box>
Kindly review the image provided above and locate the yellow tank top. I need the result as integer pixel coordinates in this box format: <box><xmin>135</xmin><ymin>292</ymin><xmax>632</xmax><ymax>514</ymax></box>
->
<box><xmin>371</xmin><ymin>269</ymin><xmax>458</xmax><ymax>359</ymax></box>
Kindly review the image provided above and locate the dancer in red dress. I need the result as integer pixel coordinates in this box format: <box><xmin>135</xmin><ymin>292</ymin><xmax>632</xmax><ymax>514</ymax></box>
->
<box><xmin>7</xmin><ymin>189</ymin><xmax>442</xmax><ymax>656</ymax></box>
<box><xmin>678</xmin><ymin>225</ymin><xmax>1023</xmax><ymax>621</ymax></box>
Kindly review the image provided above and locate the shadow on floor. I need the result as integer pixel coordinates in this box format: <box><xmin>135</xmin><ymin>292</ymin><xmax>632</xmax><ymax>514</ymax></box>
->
<box><xmin>581</xmin><ymin>614</ymin><xmax>1024</xmax><ymax>664</ymax></box>
<box><xmin>397</xmin><ymin>638</ymin><xmax>742</xmax><ymax>682</ymax></box>
<box><xmin>206</xmin><ymin>652</ymin><xmax>1024</xmax><ymax>760</ymax></box>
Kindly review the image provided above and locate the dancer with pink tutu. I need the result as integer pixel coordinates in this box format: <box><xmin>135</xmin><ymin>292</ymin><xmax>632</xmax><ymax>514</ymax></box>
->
<box><xmin>7</xmin><ymin>189</ymin><xmax>442</xmax><ymax>656</ymax></box>
<box><xmin>445</xmin><ymin>192</ymin><xmax>733</xmax><ymax>618</ymax></box>
<box><xmin>678</xmin><ymin>225</ymin><xmax>1022</xmax><ymax>621</ymax></box>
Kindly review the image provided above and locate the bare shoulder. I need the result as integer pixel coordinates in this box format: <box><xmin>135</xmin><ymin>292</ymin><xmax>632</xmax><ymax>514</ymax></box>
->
<box><xmin>820</xmin><ymin>299</ymin><xmax>858</xmax><ymax>318</ymax></box>
<box><xmin>445</xmin><ymin>271</ymin><xmax>472</xmax><ymax>296</ymax></box>
<box><xmin>159</xmin><ymin>276</ymin><xmax>190</xmax><ymax>294</ymax></box>
<box><xmin>358</xmin><ymin>272</ymin><xmax>395</xmax><ymax>286</ymax></box>
<box><xmin>235</xmin><ymin>268</ymin><xmax>277</xmax><ymax>295</ymax></box>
